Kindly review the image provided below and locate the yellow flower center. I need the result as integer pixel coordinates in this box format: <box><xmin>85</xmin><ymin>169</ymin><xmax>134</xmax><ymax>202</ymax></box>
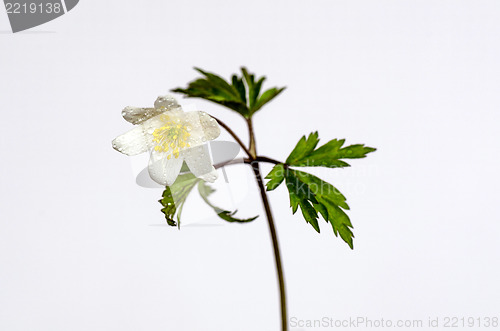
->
<box><xmin>152</xmin><ymin>117</ymin><xmax>191</xmax><ymax>159</ymax></box>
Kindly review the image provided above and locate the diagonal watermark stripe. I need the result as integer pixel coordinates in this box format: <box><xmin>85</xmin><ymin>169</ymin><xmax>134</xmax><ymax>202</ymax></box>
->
<box><xmin>3</xmin><ymin>0</ymin><xmax>79</xmax><ymax>33</ymax></box>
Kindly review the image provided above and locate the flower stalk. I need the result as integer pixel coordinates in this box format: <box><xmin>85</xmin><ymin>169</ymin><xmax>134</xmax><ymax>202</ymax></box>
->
<box><xmin>215</xmin><ymin>116</ymin><xmax>288</xmax><ymax>331</ymax></box>
<box><xmin>247</xmin><ymin>118</ymin><xmax>257</xmax><ymax>159</ymax></box>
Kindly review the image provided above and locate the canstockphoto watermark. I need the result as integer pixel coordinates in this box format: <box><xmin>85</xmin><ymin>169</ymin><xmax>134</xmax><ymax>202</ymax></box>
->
<box><xmin>290</xmin><ymin>317</ymin><xmax>424</xmax><ymax>329</ymax></box>
<box><xmin>3</xmin><ymin>0</ymin><xmax>79</xmax><ymax>33</ymax></box>
<box><xmin>289</xmin><ymin>316</ymin><xmax>499</xmax><ymax>329</ymax></box>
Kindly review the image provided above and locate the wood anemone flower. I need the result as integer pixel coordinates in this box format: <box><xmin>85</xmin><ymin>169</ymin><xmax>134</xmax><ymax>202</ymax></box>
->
<box><xmin>112</xmin><ymin>95</ymin><xmax>221</xmax><ymax>185</ymax></box>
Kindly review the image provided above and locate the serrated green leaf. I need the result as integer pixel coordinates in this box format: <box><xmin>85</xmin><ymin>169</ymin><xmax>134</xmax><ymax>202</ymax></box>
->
<box><xmin>290</xmin><ymin>169</ymin><xmax>349</xmax><ymax>210</ymax></box>
<box><xmin>285</xmin><ymin>171</ymin><xmax>318</xmax><ymax>205</ymax></box>
<box><xmin>286</xmin><ymin>133</ymin><xmax>376</xmax><ymax>168</ymax></box>
<box><xmin>313</xmin><ymin>202</ymin><xmax>329</xmax><ymax>222</ymax></box>
<box><xmin>252</xmin><ymin>87</ymin><xmax>286</xmax><ymax>114</ymax></box>
<box><xmin>285</xmin><ymin>170</ymin><xmax>320</xmax><ymax>232</ymax></box>
<box><xmin>316</xmin><ymin>197</ymin><xmax>354</xmax><ymax>249</ymax></box>
<box><xmin>172</xmin><ymin>68</ymin><xmax>250</xmax><ymax>117</ymax></box>
<box><xmin>336</xmin><ymin>144</ymin><xmax>377</xmax><ymax>159</ymax></box>
<box><xmin>194</xmin><ymin>68</ymin><xmax>241</xmax><ymax>100</ymax></box>
<box><xmin>198</xmin><ymin>182</ymin><xmax>258</xmax><ymax>223</ymax></box>
<box><xmin>160</xmin><ymin>187</ymin><xmax>177</xmax><ymax>227</ymax></box>
<box><xmin>241</xmin><ymin>67</ymin><xmax>267</xmax><ymax>111</ymax></box>
<box><xmin>265</xmin><ymin>163</ymin><xmax>286</xmax><ymax>191</ymax></box>
<box><xmin>288</xmin><ymin>190</ymin><xmax>300</xmax><ymax>214</ymax></box>
<box><xmin>241</xmin><ymin>67</ymin><xmax>255</xmax><ymax>103</ymax></box>
<box><xmin>252</xmin><ymin>77</ymin><xmax>265</xmax><ymax>107</ymax></box>
<box><xmin>231</xmin><ymin>75</ymin><xmax>246</xmax><ymax>104</ymax></box>
<box><xmin>172</xmin><ymin>67</ymin><xmax>285</xmax><ymax>118</ymax></box>
<box><xmin>286</xmin><ymin>132</ymin><xmax>319</xmax><ymax>164</ymax></box>
<box><xmin>159</xmin><ymin>173</ymin><xmax>200</xmax><ymax>227</ymax></box>
<box><xmin>171</xmin><ymin>84</ymin><xmax>248</xmax><ymax>116</ymax></box>
<box><xmin>283</xmin><ymin>169</ymin><xmax>355</xmax><ymax>248</ymax></box>
<box><xmin>298</xmin><ymin>199</ymin><xmax>320</xmax><ymax>232</ymax></box>
<box><xmin>160</xmin><ymin>173</ymin><xmax>258</xmax><ymax>226</ymax></box>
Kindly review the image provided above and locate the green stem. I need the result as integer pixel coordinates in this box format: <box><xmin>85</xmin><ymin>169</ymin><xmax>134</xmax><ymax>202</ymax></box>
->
<box><xmin>247</xmin><ymin>120</ymin><xmax>288</xmax><ymax>331</ymax></box>
<box><xmin>247</xmin><ymin>118</ymin><xmax>257</xmax><ymax>159</ymax></box>
<box><xmin>213</xmin><ymin>156</ymin><xmax>282</xmax><ymax>169</ymax></box>
<box><xmin>213</xmin><ymin>114</ymin><xmax>287</xmax><ymax>330</ymax></box>
<box><xmin>251</xmin><ymin>162</ymin><xmax>288</xmax><ymax>331</ymax></box>
<box><xmin>212</xmin><ymin>116</ymin><xmax>253</xmax><ymax>158</ymax></box>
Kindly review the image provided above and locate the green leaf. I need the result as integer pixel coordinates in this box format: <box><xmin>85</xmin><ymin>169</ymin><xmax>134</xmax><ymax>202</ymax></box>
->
<box><xmin>285</xmin><ymin>170</ymin><xmax>320</xmax><ymax>232</ymax></box>
<box><xmin>283</xmin><ymin>168</ymin><xmax>355</xmax><ymax>248</ymax></box>
<box><xmin>171</xmin><ymin>68</ymin><xmax>249</xmax><ymax>117</ymax></box>
<box><xmin>231</xmin><ymin>74</ymin><xmax>247</xmax><ymax>104</ymax></box>
<box><xmin>160</xmin><ymin>173</ymin><xmax>258</xmax><ymax>226</ymax></box>
<box><xmin>198</xmin><ymin>182</ymin><xmax>258</xmax><ymax>223</ymax></box>
<box><xmin>241</xmin><ymin>67</ymin><xmax>256</xmax><ymax>106</ymax></box>
<box><xmin>194</xmin><ymin>68</ymin><xmax>241</xmax><ymax>101</ymax></box>
<box><xmin>172</xmin><ymin>67</ymin><xmax>285</xmax><ymax>118</ymax></box>
<box><xmin>291</xmin><ymin>169</ymin><xmax>349</xmax><ymax>210</ymax></box>
<box><xmin>317</xmin><ymin>196</ymin><xmax>354</xmax><ymax>249</ymax></box>
<box><xmin>265</xmin><ymin>163</ymin><xmax>286</xmax><ymax>191</ymax></box>
<box><xmin>252</xmin><ymin>87</ymin><xmax>286</xmax><ymax>114</ymax></box>
<box><xmin>241</xmin><ymin>67</ymin><xmax>268</xmax><ymax>112</ymax></box>
<box><xmin>159</xmin><ymin>173</ymin><xmax>200</xmax><ymax>228</ymax></box>
<box><xmin>286</xmin><ymin>132</ymin><xmax>376</xmax><ymax>168</ymax></box>
<box><xmin>286</xmin><ymin>131</ymin><xmax>319</xmax><ymax>164</ymax></box>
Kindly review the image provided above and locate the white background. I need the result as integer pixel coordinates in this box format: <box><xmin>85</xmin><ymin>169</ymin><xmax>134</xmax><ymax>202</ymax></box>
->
<box><xmin>1</xmin><ymin>1</ymin><xmax>499</xmax><ymax>330</ymax></box>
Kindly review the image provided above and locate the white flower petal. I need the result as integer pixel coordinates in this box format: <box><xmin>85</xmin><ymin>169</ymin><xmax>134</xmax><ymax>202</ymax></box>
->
<box><xmin>154</xmin><ymin>95</ymin><xmax>181</xmax><ymax>110</ymax></box>
<box><xmin>184</xmin><ymin>111</ymin><xmax>221</xmax><ymax>143</ymax></box>
<box><xmin>112</xmin><ymin>126</ymin><xmax>149</xmax><ymax>156</ymax></box>
<box><xmin>197</xmin><ymin>111</ymin><xmax>221</xmax><ymax>141</ymax></box>
<box><xmin>122</xmin><ymin>96</ymin><xmax>181</xmax><ymax>125</ymax></box>
<box><xmin>148</xmin><ymin>150</ymin><xmax>183</xmax><ymax>186</ymax></box>
<box><xmin>183</xmin><ymin>144</ymin><xmax>218</xmax><ymax>183</ymax></box>
<box><xmin>121</xmin><ymin>107</ymin><xmax>165</xmax><ymax>125</ymax></box>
